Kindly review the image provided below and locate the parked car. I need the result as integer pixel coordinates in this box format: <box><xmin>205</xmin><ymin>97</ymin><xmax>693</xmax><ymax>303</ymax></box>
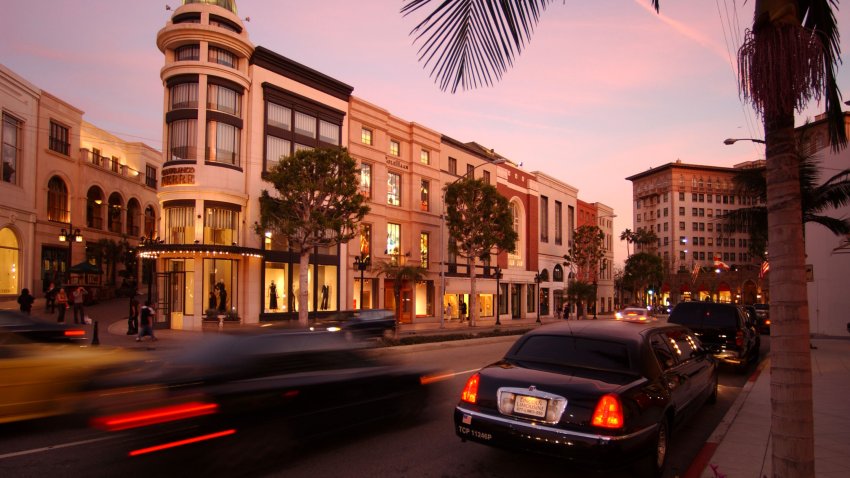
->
<box><xmin>667</xmin><ymin>301</ymin><xmax>760</xmax><ymax>371</ymax></box>
<box><xmin>89</xmin><ymin>329</ymin><xmax>436</xmax><ymax>473</ymax></box>
<box><xmin>752</xmin><ymin>303</ymin><xmax>770</xmax><ymax>334</ymax></box>
<box><xmin>453</xmin><ymin>320</ymin><xmax>718</xmax><ymax>477</ymax></box>
<box><xmin>322</xmin><ymin>309</ymin><xmax>396</xmax><ymax>340</ymax></box>
<box><xmin>0</xmin><ymin>310</ymin><xmax>87</xmax><ymax>343</ymax></box>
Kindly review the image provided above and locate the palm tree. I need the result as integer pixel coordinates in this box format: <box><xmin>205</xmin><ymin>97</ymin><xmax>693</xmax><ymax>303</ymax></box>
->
<box><xmin>722</xmin><ymin>149</ymin><xmax>850</xmax><ymax>259</ymax></box>
<box><xmin>619</xmin><ymin>228</ymin><xmax>634</xmax><ymax>258</ymax></box>
<box><xmin>373</xmin><ymin>260</ymin><xmax>426</xmax><ymax>337</ymax></box>
<box><xmin>401</xmin><ymin>1</ymin><xmax>846</xmax><ymax>474</ymax></box>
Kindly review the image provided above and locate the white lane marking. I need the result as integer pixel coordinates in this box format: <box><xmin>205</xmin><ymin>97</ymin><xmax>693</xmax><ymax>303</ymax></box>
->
<box><xmin>0</xmin><ymin>436</ymin><xmax>114</xmax><ymax>460</ymax></box>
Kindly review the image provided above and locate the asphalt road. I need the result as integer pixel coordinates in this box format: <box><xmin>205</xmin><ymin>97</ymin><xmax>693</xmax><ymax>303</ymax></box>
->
<box><xmin>0</xmin><ymin>335</ymin><xmax>768</xmax><ymax>478</ymax></box>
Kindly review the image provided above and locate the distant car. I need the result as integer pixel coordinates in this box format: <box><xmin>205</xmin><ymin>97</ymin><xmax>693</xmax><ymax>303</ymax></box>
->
<box><xmin>615</xmin><ymin>307</ymin><xmax>652</xmax><ymax>322</ymax></box>
<box><xmin>668</xmin><ymin>302</ymin><xmax>760</xmax><ymax>372</ymax></box>
<box><xmin>322</xmin><ymin>309</ymin><xmax>396</xmax><ymax>340</ymax></box>
<box><xmin>752</xmin><ymin>304</ymin><xmax>770</xmax><ymax>334</ymax></box>
<box><xmin>89</xmin><ymin>329</ymin><xmax>435</xmax><ymax>473</ymax></box>
<box><xmin>0</xmin><ymin>310</ymin><xmax>87</xmax><ymax>343</ymax></box>
<box><xmin>453</xmin><ymin>320</ymin><xmax>717</xmax><ymax>477</ymax></box>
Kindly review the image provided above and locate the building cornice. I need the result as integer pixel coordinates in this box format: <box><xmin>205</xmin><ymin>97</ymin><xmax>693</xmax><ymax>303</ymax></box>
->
<box><xmin>251</xmin><ymin>46</ymin><xmax>353</xmax><ymax>101</ymax></box>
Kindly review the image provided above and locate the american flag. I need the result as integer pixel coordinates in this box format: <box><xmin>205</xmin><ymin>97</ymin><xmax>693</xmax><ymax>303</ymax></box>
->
<box><xmin>713</xmin><ymin>254</ymin><xmax>731</xmax><ymax>271</ymax></box>
<box><xmin>691</xmin><ymin>262</ymin><xmax>701</xmax><ymax>283</ymax></box>
<box><xmin>759</xmin><ymin>260</ymin><xmax>770</xmax><ymax>279</ymax></box>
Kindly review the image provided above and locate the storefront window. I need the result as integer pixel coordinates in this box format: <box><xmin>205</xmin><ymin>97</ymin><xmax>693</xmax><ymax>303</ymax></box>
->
<box><xmin>264</xmin><ymin>262</ymin><xmax>287</xmax><ymax>312</ymax></box>
<box><xmin>203</xmin><ymin>258</ymin><xmax>237</xmax><ymax>316</ymax></box>
<box><xmin>203</xmin><ymin>205</ymin><xmax>239</xmax><ymax>245</ymax></box>
<box><xmin>291</xmin><ymin>263</ymin><xmax>338</xmax><ymax>313</ymax></box>
<box><xmin>0</xmin><ymin>228</ymin><xmax>19</xmax><ymax>295</ymax></box>
<box><xmin>414</xmin><ymin>280</ymin><xmax>434</xmax><ymax>317</ymax></box>
<box><xmin>354</xmin><ymin>277</ymin><xmax>375</xmax><ymax>310</ymax></box>
<box><xmin>165</xmin><ymin>205</ymin><xmax>195</xmax><ymax>244</ymax></box>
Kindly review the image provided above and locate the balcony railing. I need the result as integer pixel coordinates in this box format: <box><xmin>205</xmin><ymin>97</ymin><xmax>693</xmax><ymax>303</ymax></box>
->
<box><xmin>80</xmin><ymin>149</ymin><xmax>147</xmax><ymax>185</ymax></box>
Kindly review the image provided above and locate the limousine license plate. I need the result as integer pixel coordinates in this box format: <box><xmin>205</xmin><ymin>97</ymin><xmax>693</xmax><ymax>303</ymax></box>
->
<box><xmin>514</xmin><ymin>395</ymin><xmax>547</xmax><ymax>418</ymax></box>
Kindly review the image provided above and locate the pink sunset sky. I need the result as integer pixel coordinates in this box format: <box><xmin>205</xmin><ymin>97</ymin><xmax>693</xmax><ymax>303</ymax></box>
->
<box><xmin>2</xmin><ymin>0</ymin><xmax>848</xmax><ymax>266</ymax></box>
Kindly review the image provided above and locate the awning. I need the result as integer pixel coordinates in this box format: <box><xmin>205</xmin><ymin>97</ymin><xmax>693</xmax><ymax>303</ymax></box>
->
<box><xmin>679</xmin><ymin>283</ymin><xmax>690</xmax><ymax>293</ymax></box>
<box><xmin>69</xmin><ymin>261</ymin><xmax>102</xmax><ymax>274</ymax></box>
<box><xmin>718</xmin><ymin>282</ymin><xmax>731</xmax><ymax>292</ymax></box>
<box><xmin>698</xmin><ymin>282</ymin><xmax>709</xmax><ymax>292</ymax></box>
<box><xmin>660</xmin><ymin>283</ymin><xmax>670</xmax><ymax>293</ymax></box>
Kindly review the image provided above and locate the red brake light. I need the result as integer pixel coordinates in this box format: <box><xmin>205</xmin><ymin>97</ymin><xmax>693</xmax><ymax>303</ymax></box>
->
<box><xmin>735</xmin><ymin>329</ymin><xmax>744</xmax><ymax>347</ymax></box>
<box><xmin>91</xmin><ymin>401</ymin><xmax>218</xmax><ymax>431</ymax></box>
<box><xmin>461</xmin><ymin>373</ymin><xmax>480</xmax><ymax>404</ymax></box>
<box><xmin>591</xmin><ymin>394</ymin><xmax>624</xmax><ymax>429</ymax></box>
<box><xmin>64</xmin><ymin>329</ymin><xmax>86</xmax><ymax>337</ymax></box>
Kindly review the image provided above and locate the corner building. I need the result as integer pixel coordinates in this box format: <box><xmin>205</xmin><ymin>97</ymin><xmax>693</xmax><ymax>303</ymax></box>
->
<box><xmin>150</xmin><ymin>0</ymin><xmax>351</xmax><ymax>328</ymax></box>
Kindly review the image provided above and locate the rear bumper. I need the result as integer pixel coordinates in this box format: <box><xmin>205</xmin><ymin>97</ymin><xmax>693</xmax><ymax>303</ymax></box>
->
<box><xmin>453</xmin><ymin>406</ymin><xmax>657</xmax><ymax>466</ymax></box>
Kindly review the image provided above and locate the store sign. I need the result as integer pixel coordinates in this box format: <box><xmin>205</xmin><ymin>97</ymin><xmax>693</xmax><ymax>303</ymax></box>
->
<box><xmin>162</xmin><ymin>167</ymin><xmax>195</xmax><ymax>186</ymax></box>
<box><xmin>386</xmin><ymin>157</ymin><xmax>409</xmax><ymax>171</ymax></box>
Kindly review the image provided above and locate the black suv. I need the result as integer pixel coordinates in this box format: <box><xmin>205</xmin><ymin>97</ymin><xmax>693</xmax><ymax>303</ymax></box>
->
<box><xmin>668</xmin><ymin>301</ymin><xmax>760</xmax><ymax>372</ymax></box>
<box><xmin>752</xmin><ymin>303</ymin><xmax>770</xmax><ymax>334</ymax></box>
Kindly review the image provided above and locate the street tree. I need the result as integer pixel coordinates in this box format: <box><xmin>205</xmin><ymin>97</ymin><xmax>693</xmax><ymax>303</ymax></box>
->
<box><xmin>623</xmin><ymin>252</ymin><xmax>663</xmax><ymax>307</ymax></box>
<box><xmin>722</xmin><ymin>148</ymin><xmax>850</xmax><ymax>260</ymax></box>
<box><xmin>567</xmin><ymin>224</ymin><xmax>604</xmax><ymax>283</ymax></box>
<box><xmin>633</xmin><ymin>228</ymin><xmax>659</xmax><ymax>254</ymax></box>
<box><xmin>373</xmin><ymin>260</ymin><xmax>426</xmax><ymax>337</ymax></box>
<box><xmin>566</xmin><ymin>280</ymin><xmax>594</xmax><ymax>318</ymax></box>
<box><xmin>400</xmin><ymin>2</ymin><xmax>846</xmax><ymax>473</ymax></box>
<box><xmin>444</xmin><ymin>177</ymin><xmax>517</xmax><ymax>326</ymax></box>
<box><xmin>96</xmin><ymin>238</ymin><xmax>127</xmax><ymax>286</ymax></box>
<box><xmin>257</xmin><ymin>148</ymin><xmax>369</xmax><ymax>326</ymax></box>
<box><xmin>619</xmin><ymin>228</ymin><xmax>634</xmax><ymax>258</ymax></box>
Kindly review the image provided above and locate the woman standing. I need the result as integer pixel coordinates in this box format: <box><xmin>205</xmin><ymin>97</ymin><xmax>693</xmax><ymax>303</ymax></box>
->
<box><xmin>56</xmin><ymin>288</ymin><xmax>69</xmax><ymax>323</ymax></box>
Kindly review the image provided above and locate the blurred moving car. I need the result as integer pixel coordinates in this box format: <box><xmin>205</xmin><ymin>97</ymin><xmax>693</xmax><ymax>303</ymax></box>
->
<box><xmin>752</xmin><ymin>303</ymin><xmax>770</xmax><ymax>334</ymax></box>
<box><xmin>615</xmin><ymin>307</ymin><xmax>652</xmax><ymax>322</ymax></box>
<box><xmin>668</xmin><ymin>302</ymin><xmax>760</xmax><ymax>372</ymax></box>
<box><xmin>322</xmin><ymin>309</ymin><xmax>396</xmax><ymax>340</ymax></box>
<box><xmin>89</xmin><ymin>329</ymin><xmax>437</xmax><ymax>472</ymax></box>
<box><xmin>0</xmin><ymin>342</ymin><xmax>140</xmax><ymax>424</ymax></box>
<box><xmin>453</xmin><ymin>320</ymin><xmax>717</xmax><ymax>477</ymax></box>
<box><xmin>0</xmin><ymin>310</ymin><xmax>87</xmax><ymax>343</ymax></box>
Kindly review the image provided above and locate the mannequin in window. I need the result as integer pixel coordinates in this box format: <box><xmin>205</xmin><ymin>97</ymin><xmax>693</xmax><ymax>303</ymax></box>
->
<box><xmin>320</xmin><ymin>285</ymin><xmax>329</xmax><ymax>310</ymax></box>
<box><xmin>269</xmin><ymin>280</ymin><xmax>278</xmax><ymax>310</ymax></box>
<box><xmin>217</xmin><ymin>281</ymin><xmax>227</xmax><ymax>312</ymax></box>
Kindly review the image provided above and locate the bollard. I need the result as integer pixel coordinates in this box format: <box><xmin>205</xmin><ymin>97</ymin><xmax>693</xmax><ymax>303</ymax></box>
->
<box><xmin>92</xmin><ymin>320</ymin><xmax>100</xmax><ymax>346</ymax></box>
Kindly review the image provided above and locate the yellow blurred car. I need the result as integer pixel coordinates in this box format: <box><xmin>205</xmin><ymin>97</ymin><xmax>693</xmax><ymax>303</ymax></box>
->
<box><xmin>614</xmin><ymin>307</ymin><xmax>652</xmax><ymax>322</ymax></box>
<box><xmin>0</xmin><ymin>343</ymin><xmax>140</xmax><ymax>424</ymax></box>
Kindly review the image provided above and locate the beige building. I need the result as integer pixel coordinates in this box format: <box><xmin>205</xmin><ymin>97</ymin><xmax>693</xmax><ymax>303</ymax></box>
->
<box><xmin>1</xmin><ymin>63</ymin><xmax>161</xmax><ymax>301</ymax></box>
<box><xmin>626</xmin><ymin>161</ymin><xmax>764</xmax><ymax>306</ymax></box>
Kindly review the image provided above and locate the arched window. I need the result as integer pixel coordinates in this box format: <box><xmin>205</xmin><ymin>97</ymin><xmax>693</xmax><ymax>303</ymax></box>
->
<box><xmin>86</xmin><ymin>187</ymin><xmax>105</xmax><ymax>229</ymax></box>
<box><xmin>126</xmin><ymin>199</ymin><xmax>141</xmax><ymax>237</ymax></box>
<box><xmin>47</xmin><ymin>176</ymin><xmax>69</xmax><ymax>223</ymax></box>
<box><xmin>0</xmin><ymin>228</ymin><xmax>19</xmax><ymax>294</ymax></box>
<box><xmin>553</xmin><ymin>264</ymin><xmax>564</xmax><ymax>282</ymax></box>
<box><xmin>108</xmin><ymin>192</ymin><xmax>124</xmax><ymax>234</ymax></box>
<box><xmin>508</xmin><ymin>201</ymin><xmax>524</xmax><ymax>268</ymax></box>
<box><xmin>144</xmin><ymin>206</ymin><xmax>157</xmax><ymax>239</ymax></box>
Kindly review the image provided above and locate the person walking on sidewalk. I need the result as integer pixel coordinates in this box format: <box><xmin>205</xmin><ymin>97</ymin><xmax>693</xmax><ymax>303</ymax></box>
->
<box><xmin>136</xmin><ymin>300</ymin><xmax>157</xmax><ymax>342</ymax></box>
<box><xmin>127</xmin><ymin>295</ymin><xmax>140</xmax><ymax>335</ymax></box>
<box><xmin>17</xmin><ymin>288</ymin><xmax>35</xmax><ymax>314</ymax></box>
<box><xmin>56</xmin><ymin>288</ymin><xmax>69</xmax><ymax>323</ymax></box>
<box><xmin>45</xmin><ymin>282</ymin><xmax>58</xmax><ymax>313</ymax></box>
<box><xmin>72</xmin><ymin>286</ymin><xmax>88</xmax><ymax>324</ymax></box>
<box><xmin>459</xmin><ymin>300</ymin><xmax>467</xmax><ymax>323</ymax></box>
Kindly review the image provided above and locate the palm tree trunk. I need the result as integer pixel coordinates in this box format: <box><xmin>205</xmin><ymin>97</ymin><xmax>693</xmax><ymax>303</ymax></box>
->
<box><xmin>298</xmin><ymin>251</ymin><xmax>310</xmax><ymax>327</ymax></box>
<box><xmin>765</xmin><ymin>110</ymin><xmax>815</xmax><ymax>478</ymax></box>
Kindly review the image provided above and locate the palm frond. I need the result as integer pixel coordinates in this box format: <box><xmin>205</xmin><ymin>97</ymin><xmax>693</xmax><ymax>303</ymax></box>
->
<box><xmin>802</xmin><ymin>213</ymin><xmax>850</xmax><ymax>236</ymax></box>
<box><xmin>402</xmin><ymin>0</ymin><xmax>552</xmax><ymax>92</ymax></box>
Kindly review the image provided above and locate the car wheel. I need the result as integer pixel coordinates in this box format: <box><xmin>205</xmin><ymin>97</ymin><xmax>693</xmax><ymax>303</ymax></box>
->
<box><xmin>634</xmin><ymin>418</ymin><xmax>668</xmax><ymax>478</ymax></box>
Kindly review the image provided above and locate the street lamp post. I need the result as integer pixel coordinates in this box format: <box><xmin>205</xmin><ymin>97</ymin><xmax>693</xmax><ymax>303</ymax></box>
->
<box><xmin>58</xmin><ymin>225</ymin><xmax>83</xmax><ymax>282</ymax></box>
<box><xmin>534</xmin><ymin>271</ymin><xmax>542</xmax><ymax>324</ymax></box>
<box><xmin>440</xmin><ymin>157</ymin><xmax>507</xmax><ymax>329</ymax></box>
<box><xmin>353</xmin><ymin>255</ymin><xmax>370</xmax><ymax>310</ymax></box>
<box><xmin>723</xmin><ymin>137</ymin><xmax>766</xmax><ymax>145</ymax></box>
<box><xmin>494</xmin><ymin>266</ymin><xmax>502</xmax><ymax>326</ymax></box>
<box><xmin>592</xmin><ymin>279</ymin><xmax>598</xmax><ymax>319</ymax></box>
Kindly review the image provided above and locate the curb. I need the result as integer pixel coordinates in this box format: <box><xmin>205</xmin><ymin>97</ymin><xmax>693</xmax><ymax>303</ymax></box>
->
<box><xmin>683</xmin><ymin>357</ymin><xmax>770</xmax><ymax>478</ymax></box>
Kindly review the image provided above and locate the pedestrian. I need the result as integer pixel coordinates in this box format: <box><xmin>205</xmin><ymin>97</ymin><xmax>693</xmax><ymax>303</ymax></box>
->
<box><xmin>127</xmin><ymin>295</ymin><xmax>140</xmax><ymax>335</ymax></box>
<box><xmin>459</xmin><ymin>300</ymin><xmax>467</xmax><ymax>323</ymax></box>
<box><xmin>445</xmin><ymin>302</ymin><xmax>453</xmax><ymax>321</ymax></box>
<box><xmin>136</xmin><ymin>300</ymin><xmax>157</xmax><ymax>342</ymax></box>
<box><xmin>217</xmin><ymin>282</ymin><xmax>227</xmax><ymax>313</ymax></box>
<box><xmin>17</xmin><ymin>288</ymin><xmax>35</xmax><ymax>314</ymax></box>
<box><xmin>563</xmin><ymin>302</ymin><xmax>570</xmax><ymax>320</ymax></box>
<box><xmin>72</xmin><ymin>286</ymin><xmax>88</xmax><ymax>324</ymax></box>
<box><xmin>56</xmin><ymin>288</ymin><xmax>69</xmax><ymax>323</ymax></box>
<box><xmin>45</xmin><ymin>282</ymin><xmax>58</xmax><ymax>313</ymax></box>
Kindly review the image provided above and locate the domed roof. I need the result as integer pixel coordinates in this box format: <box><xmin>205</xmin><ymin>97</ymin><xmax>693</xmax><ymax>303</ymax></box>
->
<box><xmin>182</xmin><ymin>0</ymin><xmax>237</xmax><ymax>15</ymax></box>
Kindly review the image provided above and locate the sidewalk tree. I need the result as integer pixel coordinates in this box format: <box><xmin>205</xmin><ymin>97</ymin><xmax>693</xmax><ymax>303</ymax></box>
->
<box><xmin>632</xmin><ymin>228</ymin><xmax>659</xmax><ymax>254</ymax></box>
<box><xmin>623</xmin><ymin>252</ymin><xmax>663</xmax><ymax>308</ymax></box>
<box><xmin>619</xmin><ymin>228</ymin><xmax>635</xmax><ymax>258</ymax></box>
<box><xmin>373</xmin><ymin>260</ymin><xmax>426</xmax><ymax>337</ymax></box>
<box><xmin>568</xmin><ymin>224</ymin><xmax>604</xmax><ymax>283</ymax></box>
<box><xmin>401</xmin><ymin>1</ymin><xmax>845</xmax><ymax>473</ymax></box>
<box><xmin>96</xmin><ymin>238</ymin><xmax>127</xmax><ymax>286</ymax></box>
<box><xmin>444</xmin><ymin>177</ymin><xmax>517</xmax><ymax>327</ymax></box>
<box><xmin>566</xmin><ymin>280</ymin><xmax>594</xmax><ymax>318</ymax></box>
<box><xmin>257</xmin><ymin>148</ymin><xmax>369</xmax><ymax>326</ymax></box>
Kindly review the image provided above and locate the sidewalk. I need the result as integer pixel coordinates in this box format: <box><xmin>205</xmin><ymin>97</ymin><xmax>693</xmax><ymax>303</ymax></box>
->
<box><xmin>694</xmin><ymin>337</ymin><xmax>850</xmax><ymax>478</ymax></box>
